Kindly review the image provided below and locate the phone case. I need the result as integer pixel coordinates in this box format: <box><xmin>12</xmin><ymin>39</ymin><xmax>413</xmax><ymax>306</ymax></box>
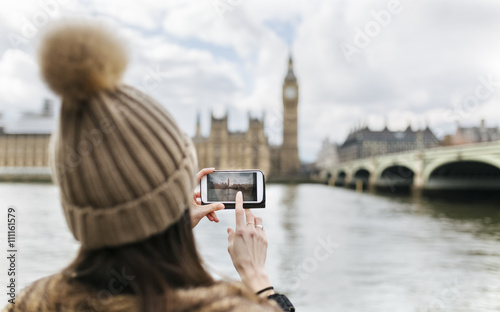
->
<box><xmin>200</xmin><ymin>170</ymin><xmax>266</xmax><ymax>209</ymax></box>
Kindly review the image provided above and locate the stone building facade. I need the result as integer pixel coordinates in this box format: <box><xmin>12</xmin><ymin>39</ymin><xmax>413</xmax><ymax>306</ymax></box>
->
<box><xmin>443</xmin><ymin>120</ymin><xmax>500</xmax><ymax>146</ymax></box>
<box><xmin>0</xmin><ymin>133</ymin><xmax>51</xmax><ymax>167</ymax></box>
<box><xmin>338</xmin><ymin>126</ymin><xmax>440</xmax><ymax>162</ymax></box>
<box><xmin>192</xmin><ymin>113</ymin><xmax>271</xmax><ymax>176</ymax></box>
<box><xmin>0</xmin><ymin>100</ymin><xmax>54</xmax><ymax>168</ymax></box>
<box><xmin>192</xmin><ymin>56</ymin><xmax>302</xmax><ymax>179</ymax></box>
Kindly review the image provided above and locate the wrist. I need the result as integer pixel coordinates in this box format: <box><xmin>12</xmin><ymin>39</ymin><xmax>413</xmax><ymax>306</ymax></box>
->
<box><xmin>256</xmin><ymin>286</ymin><xmax>276</xmax><ymax>298</ymax></box>
<box><xmin>240</xmin><ymin>269</ymin><xmax>273</xmax><ymax>294</ymax></box>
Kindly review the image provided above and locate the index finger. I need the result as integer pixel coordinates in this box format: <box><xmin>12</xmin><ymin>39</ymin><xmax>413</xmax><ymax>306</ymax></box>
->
<box><xmin>195</xmin><ymin>168</ymin><xmax>215</xmax><ymax>182</ymax></box>
<box><xmin>235</xmin><ymin>191</ymin><xmax>245</xmax><ymax>230</ymax></box>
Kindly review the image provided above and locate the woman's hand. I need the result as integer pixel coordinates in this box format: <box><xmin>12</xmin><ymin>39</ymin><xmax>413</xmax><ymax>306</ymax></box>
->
<box><xmin>190</xmin><ymin>168</ymin><xmax>225</xmax><ymax>229</ymax></box>
<box><xmin>227</xmin><ymin>192</ymin><xmax>274</xmax><ymax>297</ymax></box>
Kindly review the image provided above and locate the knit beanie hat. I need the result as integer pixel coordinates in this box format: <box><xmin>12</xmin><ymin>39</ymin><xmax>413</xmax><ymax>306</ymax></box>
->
<box><xmin>38</xmin><ymin>21</ymin><xmax>198</xmax><ymax>250</ymax></box>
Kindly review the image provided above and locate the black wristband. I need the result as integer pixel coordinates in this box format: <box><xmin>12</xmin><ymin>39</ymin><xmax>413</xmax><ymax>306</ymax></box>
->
<box><xmin>256</xmin><ymin>286</ymin><xmax>274</xmax><ymax>295</ymax></box>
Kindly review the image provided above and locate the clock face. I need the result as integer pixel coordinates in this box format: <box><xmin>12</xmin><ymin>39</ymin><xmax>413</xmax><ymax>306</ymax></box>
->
<box><xmin>285</xmin><ymin>86</ymin><xmax>297</xmax><ymax>99</ymax></box>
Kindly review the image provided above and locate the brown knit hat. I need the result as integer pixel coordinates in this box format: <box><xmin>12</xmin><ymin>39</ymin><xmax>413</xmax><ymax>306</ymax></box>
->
<box><xmin>38</xmin><ymin>21</ymin><xmax>198</xmax><ymax>249</ymax></box>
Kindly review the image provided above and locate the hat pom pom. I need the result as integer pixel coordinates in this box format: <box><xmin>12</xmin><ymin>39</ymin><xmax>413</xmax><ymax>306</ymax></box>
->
<box><xmin>38</xmin><ymin>20</ymin><xmax>128</xmax><ymax>103</ymax></box>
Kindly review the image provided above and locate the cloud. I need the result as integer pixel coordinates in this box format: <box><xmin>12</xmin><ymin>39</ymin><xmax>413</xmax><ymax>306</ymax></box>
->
<box><xmin>117</xmin><ymin>27</ymin><xmax>246</xmax><ymax>137</ymax></box>
<box><xmin>0</xmin><ymin>49</ymin><xmax>53</xmax><ymax>118</ymax></box>
<box><xmin>1</xmin><ymin>0</ymin><xmax>500</xmax><ymax>163</ymax></box>
<box><xmin>292</xmin><ymin>0</ymin><xmax>500</xmax><ymax>159</ymax></box>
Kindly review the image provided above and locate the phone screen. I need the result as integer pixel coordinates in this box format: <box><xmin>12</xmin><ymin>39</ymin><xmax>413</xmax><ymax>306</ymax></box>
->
<box><xmin>207</xmin><ymin>172</ymin><xmax>257</xmax><ymax>202</ymax></box>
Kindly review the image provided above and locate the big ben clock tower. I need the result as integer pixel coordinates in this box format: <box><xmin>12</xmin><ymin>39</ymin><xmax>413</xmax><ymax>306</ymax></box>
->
<box><xmin>280</xmin><ymin>56</ymin><xmax>301</xmax><ymax>175</ymax></box>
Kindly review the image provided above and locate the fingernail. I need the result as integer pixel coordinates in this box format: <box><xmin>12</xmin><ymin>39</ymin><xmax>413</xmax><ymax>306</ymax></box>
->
<box><xmin>217</xmin><ymin>203</ymin><xmax>225</xmax><ymax>209</ymax></box>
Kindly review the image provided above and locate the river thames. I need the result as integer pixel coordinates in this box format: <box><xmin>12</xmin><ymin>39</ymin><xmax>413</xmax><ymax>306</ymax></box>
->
<box><xmin>0</xmin><ymin>183</ymin><xmax>499</xmax><ymax>311</ymax></box>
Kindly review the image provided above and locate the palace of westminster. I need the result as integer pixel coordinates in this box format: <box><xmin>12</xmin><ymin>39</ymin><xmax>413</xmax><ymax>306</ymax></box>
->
<box><xmin>193</xmin><ymin>56</ymin><xmax>302</xmax><ymax>178</ymax></box>
<box><xmin>0</xmin><ymin>56</ymin><xmax>303</xmax><ymax>180</ymax></box>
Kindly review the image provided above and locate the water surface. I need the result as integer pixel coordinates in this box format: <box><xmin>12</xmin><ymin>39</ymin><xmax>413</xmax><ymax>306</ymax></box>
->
<box><xmin>0</xmin><ymin>183</ymin><xmax>499</xmax><ymax>311</ymax></box>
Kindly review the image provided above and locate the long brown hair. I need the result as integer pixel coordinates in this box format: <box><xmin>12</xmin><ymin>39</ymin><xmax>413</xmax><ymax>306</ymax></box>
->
<box><xmin>65</xmin><ymin>209</ymin><xmax>214</xmax><ymax>312</ymax></box>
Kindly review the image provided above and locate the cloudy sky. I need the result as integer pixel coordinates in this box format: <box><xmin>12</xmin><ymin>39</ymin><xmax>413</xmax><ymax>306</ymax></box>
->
<box><xmin>1</xmin><ymin>0</ymin><xmax>500</xmax><ymax>162</ymax></box>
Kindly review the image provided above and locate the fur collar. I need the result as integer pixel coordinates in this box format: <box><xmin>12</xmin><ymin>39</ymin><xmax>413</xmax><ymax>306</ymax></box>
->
<box><xmin>3</xmin><ymin>273</ymin><xmax>281</xmax><ymax>312</ymax></box>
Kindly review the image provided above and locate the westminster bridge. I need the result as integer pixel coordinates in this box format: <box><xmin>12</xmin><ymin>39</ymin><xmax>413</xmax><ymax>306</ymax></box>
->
<box><xmin>328</xmin><ymin>141</ymin><xmax>500</xmax><ymax>193</ymax></box>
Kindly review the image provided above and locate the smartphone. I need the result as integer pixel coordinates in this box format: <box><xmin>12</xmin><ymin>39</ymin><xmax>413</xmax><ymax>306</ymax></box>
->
<box><xmin>200</xmin><ymin>170</ymin><xmax>266</xmax><ymax>209</ymax></box>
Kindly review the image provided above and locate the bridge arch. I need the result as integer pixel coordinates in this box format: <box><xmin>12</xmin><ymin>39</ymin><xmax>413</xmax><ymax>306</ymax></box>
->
<box><xmin>374</xmin><ymin>160</ymin><xmax>419</xmax><ymax>180</ymax></box>
<box><xmin>423</xmin><ymin>157</ymin><xmax>500</xmax><ymax>184</ymax></box>
<box><xmin>335</xmin><ymin>170</ymin><xmax>347</xmax><ymax>186</ymax></box>
<box><xmin>351</xmin><ymin>168</ymin><xmax>370</xmax><ymax>190</ymax></box>
<box><xmin>378</xmin><ymin>165</ymin><xmax>415</xmax><ymax>191</ymax></box>
<box><xmin>427</xmin><ymin>160</ymin><xmax>500</xmax><ymax>190</ymax></box>
<box><xmin>325</xmin><ymin>171</ymin><xmax>332</xmax><ymax>184</ymax></box>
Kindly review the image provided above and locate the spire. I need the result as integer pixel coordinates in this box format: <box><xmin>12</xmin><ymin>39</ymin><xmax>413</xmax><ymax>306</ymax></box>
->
<box><xmin>285</xmin><ymin>53</ymin><xmax>296</xmax><ymax>82</ymax></box>
<box><xmin>383</xmin><ymin>116</ymin><xmax>389</xmax><ymax>131</ymax></box>
<box><xmin>195</xmin><ymin>111</ymin><xmax>201</xmax><ymax>137</ymax></box>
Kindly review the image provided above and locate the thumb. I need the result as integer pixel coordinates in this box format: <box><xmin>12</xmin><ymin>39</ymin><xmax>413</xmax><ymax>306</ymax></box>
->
<box><xmin>204</xmin><ymin>203</ymin><xmax>225</xmax><ymax>215</ymax></box>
